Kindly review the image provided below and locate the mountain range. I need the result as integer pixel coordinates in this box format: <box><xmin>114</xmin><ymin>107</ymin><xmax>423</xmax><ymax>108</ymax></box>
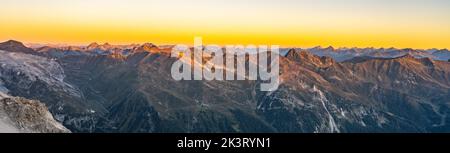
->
<box><xmin>281</xmin><ymin>46</ymin><xmax>450</xmax><ymax>62</ymax></box>
<box><xmin>0</xmin><ymin>40</ymin><xmax>449</xmax><ymax>133</ymax></box>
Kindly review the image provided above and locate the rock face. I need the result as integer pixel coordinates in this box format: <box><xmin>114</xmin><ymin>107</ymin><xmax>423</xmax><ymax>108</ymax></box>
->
<box><xmin>267</xmin><ymin>50</ymin><xmax>450</xmax><ymax>132</ymax></box>
<box><xmin>0</xmin><ymin>50</ymin><xmax>88</xmax><ymax>132</ymax></box>
<box><xmin>0</xmin><ymin>49</ymin><xmax>71</xmax><ymax>133</ymax></box>
<box><xmin>0</xmin><ymin>96</ymin><xmax>70</xmax><ymax>133</ymax></box>
<box><xmin>0</xmin><ymin>40</ymin><xmax>449</xmax><ymax>133</ymax></box>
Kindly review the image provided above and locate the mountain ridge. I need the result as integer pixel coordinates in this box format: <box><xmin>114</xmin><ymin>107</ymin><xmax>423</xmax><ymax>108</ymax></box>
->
<box><xmin>7</xmin><ymin>40</ymin><xmax>449</xmax><ymax>62</ymax></box>
<box><xmin>0</xmin><ymin>40</ymin><xmax>448</xmax><ymax>133</ymax></box>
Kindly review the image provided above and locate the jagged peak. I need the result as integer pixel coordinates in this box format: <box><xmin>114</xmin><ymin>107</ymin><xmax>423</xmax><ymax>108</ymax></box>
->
<box><xmin>364</xmin><ymin>47</ymin><xmax>376</xmax><ymax>50</ymax></box>
<box><xmin>324</xmin><ymin>46</ymin><xmax>335</xmax><ymax>50</ymax></box>
<box><xmin>310</xmin><ymin>46</ymin><xmax>323</xmax><ymax>50</ymax></box>
<box><xmin>285</xmin><ymin>48</ymin><xmax>298</xmax><ymax>57</ymax></box>
<box><xmin>285</xmin><ymin>48</ymin><xmax>335</xmax><ymax>66</ymax></box>
<box><xmin>134</xmin><ymin>43</ymin><xmax>160</xmax><ymax>53</ymax></box>
<box><xmin>88</xmin><ymin>42</ymin><xmax>99</xmax><ymax>46</ymax></box>
<box><xmin>35</xmin><ymin>46</ymin><xmax>60</xmax><ymax>52</ymax></box>
<box><xmin>386</xmin><ymin>47</ymin><xmax>396</xmax><ymax>50</ymax></box>
<box><xmin>86</xmin><ymin>42</ymin><xmax>100</xmax><ymax>49</ymax></box>
<box><xmin>286</xmin><ymin>48</ymin><xmax>319</xmax><ymax>59</ymax></box>
<box><xmin>141</xmin><ymin>43</ymin><xmax>157</xmax><ymax>48</ymax></box>
<box><xmin>401</xmin><ymin>48</ymin><xmax>415</xmax><ymax>52</ymax></box>
<box><xmin>396</xmin><ymin>53</ymin><xmax>416</xmax><ymax>59</ymax></box>
<box><xmin>2</xmin><ymin>40</ymin><xmax>24</xmax><ymax>45</ymax></box>
<box><xmin>307</xmin><ymin>45</ymin><xmax>338</xmax><ymax>52</ymax></box>
<box><xmin>0</xmin><ymin>40</ymin><xmax>36</xmax><ymax>54</ymax></box>
<box><xmin>0</xmin><ymin>40</ymin><xmax>27</xmax><ymax>48</ymax></box>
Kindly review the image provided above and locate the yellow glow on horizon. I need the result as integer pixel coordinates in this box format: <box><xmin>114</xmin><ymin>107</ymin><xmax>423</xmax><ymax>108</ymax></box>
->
<box><xmin>1</xmin><ymin>0</ymin><xmax>450</xmax><ymax>49</ymax></box>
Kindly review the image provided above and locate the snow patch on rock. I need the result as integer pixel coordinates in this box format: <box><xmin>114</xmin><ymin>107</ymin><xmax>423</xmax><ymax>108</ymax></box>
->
<box><xmin>0</xmin><ymin>50</ymin><xmax>82</xmax><ymax>97</ymax></box>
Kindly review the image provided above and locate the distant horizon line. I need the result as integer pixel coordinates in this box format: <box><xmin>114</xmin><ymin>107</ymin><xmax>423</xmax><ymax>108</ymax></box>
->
<box><xmin>2</xmin><ymin>39</ymin><xmax>449</xmax><ymax>51</ymax></box>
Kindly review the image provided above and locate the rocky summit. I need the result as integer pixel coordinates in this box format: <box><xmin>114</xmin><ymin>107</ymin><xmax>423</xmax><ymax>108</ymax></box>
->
<box><xmin>0</xmin><ymin>96</ymin><xmax>70</xmax><ymax>133</ymax></box>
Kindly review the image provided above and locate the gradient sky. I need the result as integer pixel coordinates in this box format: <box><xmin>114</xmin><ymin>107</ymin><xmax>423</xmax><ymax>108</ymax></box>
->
<box><xmin>1</xmin><ymin>0</ymin><xmax>450</xmax><ymax>49</ymax></box>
